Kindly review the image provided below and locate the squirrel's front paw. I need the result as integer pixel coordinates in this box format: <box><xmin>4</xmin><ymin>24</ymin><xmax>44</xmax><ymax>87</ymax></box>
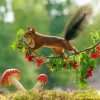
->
<box><xmin>74</xmin><ymin>49</ymin><xmax>79</xmax><ymax>55</ymax></box>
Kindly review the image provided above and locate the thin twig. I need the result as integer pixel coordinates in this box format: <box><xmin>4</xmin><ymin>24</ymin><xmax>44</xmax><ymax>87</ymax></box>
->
<box><xmin>45</xmin><ymin>41</ymin><xmax>100</xmax><ymax>59</ymax></box>
<box><xmin>69</xmin><ymin>41</ymin><xmax>100</xmax><ymax>56</ymax></box>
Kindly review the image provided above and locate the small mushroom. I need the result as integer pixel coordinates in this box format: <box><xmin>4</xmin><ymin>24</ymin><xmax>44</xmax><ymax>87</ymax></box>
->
<box><xmin>0</xmin><ymin>69</ymin><xmax>26</xmax><ymax>91</ymax></box>
<box><xmin>33</xmin><ymin>74</ymin><xmax>48</xmax><ymax>89</ymax></box>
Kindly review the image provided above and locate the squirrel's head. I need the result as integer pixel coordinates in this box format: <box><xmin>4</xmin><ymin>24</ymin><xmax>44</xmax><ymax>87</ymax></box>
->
<box><xmin>24</xmin><ymin>26</ymin><xmax>36</xmax><ymax>39</ymax></box>
<box><xmin>24</xmin><ymin>26</ymin><xmax>36</xmax><ymax>48</ymax></box>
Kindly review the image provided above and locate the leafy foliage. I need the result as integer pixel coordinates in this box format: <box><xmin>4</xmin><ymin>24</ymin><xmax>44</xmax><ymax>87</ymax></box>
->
<box><xmin>89</xmin><ymin>31</ymin><xmax>100</xmax><ymax>44</ymax></box>
<box><xmin>1</xmin><ymin>0</ymin><xmax>100</xmax><ymax>90</ymax></box>
<box><xmin>11</xmin><ymin>29</ymin><xmax>100</xmax><ymax>89</ymax></box>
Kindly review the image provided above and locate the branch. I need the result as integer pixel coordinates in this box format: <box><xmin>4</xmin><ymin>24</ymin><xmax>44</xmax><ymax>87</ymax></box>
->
<box><xmin>69</xmin><ymin>41</ymin><xmax>100</xmax><ymax>56</ymax></box>
<box><xmin>45</xmin><ymin>41</ymin><xmax>100</xmax><ymax>59</ymax></box>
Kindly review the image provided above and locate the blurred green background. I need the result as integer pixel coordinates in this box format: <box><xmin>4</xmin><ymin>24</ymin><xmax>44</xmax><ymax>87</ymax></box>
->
<box><xmin>0</xmin><ymin>0</ymin><xmax>100</xmax><ymax>91</ymax></box>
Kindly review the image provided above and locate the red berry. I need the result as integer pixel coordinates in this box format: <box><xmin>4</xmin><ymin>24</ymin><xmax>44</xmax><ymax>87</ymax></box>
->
<box><xmin>63</xmin><ymin>64</ymin><xmax>66</xmax><ymax>69</ymax></box>
<box><xmin>25</xmin><ymin>50</ymin><xmax>29</xmax><ymax>58</ymax></box>
<box><xmin>96</xmin><ymin>45</ymin><xmax>100</xmax><ymax>51</ymax></box>
<box><xmin>73</xmin><ymin>62</ymin><xmax>78</xmax><ymax>70</ymax></box>
<box><xmin>97</xmin><ymin>51</ymin><xmax>100</xmax><ymax>56</ymax></box>
<box><xmin>28</xmin><ymin>56</ymin><xmax>36</xmax><ymax>62</ymax></box>
<box><xmin>37</xmin><ymin>58</ymin><xmax>44</xmax><ymax>63</ymax></box>
<box><xmin>86</xmin><ymin>72</ymin><xmax>92</xmax><ymax>78</ymax></box>
<box><xmin>89</xmin><ymin>67</ymin><xmax>94</xmax><ymax>72</ymax></box>
<box><xmin>25</xmin><ymin>50</ymin><xmax>36</xmax><ymax>62</ymax></box>
<box><xmin>79</xmin><ymin>78</ymin><xmax>82</xmax><ymax>81</ymax></box>
<box><xmin>37</xmin><ymin>63</ymin><xmax>41</xmax><ymax>67</ymax></box>
<box><xmin>90</xmin><ymin>52</ymin><xmax>98</xmax><ymax>59</ymax></box>
<box><xmin>43</xmin><ymin>62</ymin><xmax>46</xmax><ymax>65</ymax></box>
<box><xmin>97</xmin><ymin>47</ymin><xmax>100</xmax><ymax>51</ymax></box>
<box><xmin>36</xmin><ymin>58</ymin><xmax>44</xmax><ymax>67</ymax></box>
<box><xmin>86</xmin><ymin>66</ymin><xmax>94</xmax><ymax>78</ymax></box>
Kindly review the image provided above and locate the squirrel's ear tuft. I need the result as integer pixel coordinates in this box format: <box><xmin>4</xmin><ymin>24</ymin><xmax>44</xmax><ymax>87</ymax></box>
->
<box><xmin>28</xmin><ymin>26</ymin><xmax>31</xmax><ymax>30</ymax></box>
<box><xmin>31</xmin><ymin>27</ymin><xmax>35</xmax><ymax>33</ymax></box>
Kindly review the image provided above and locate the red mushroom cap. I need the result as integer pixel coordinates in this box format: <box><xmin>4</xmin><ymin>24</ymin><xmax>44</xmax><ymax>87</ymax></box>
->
<box><xmin>0</xmin><ymin>69</ymin><xmax>21</xmax><ymax>86</ymax></box>
<box><xmin>36</xmin><ymin>74</ymin><xmax>48</xmax><ymax>84</ymax></box>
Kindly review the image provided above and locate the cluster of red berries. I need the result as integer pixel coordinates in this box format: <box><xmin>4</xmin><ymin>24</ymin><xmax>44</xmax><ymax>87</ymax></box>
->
<box><xmin>90</xmin><ymin>45</ymin><xmax>100</xmax><ymax>59</ymax></box>
<box><xmin>79</xmin><ymin>67</ymin><xmax>94</xmax><ymax>81</ymax></box>
<box><xmin>86</xmin><ymin>66</ymin><xmax>94</xmax><ymax>78</ymax></box>
<box><xmin>25</xmin><ymin>50</ymin><xmax>45</xmax><ymax>67</ymax></box>
<box><xmin>64</xmin><ymin>57</ymin><xmax>79</xmax><ymax>70</ymax></box>
<box><xmin>36</xmin><ymin>58</ymin><xmax>46</xmax><ymax>67</ymax></box>
<box><xmin>17</xmin><ymin>38</ymin><xmax>25</xmax><ymax>50</ymax></box>
<box><xmin>25</xmin><ymin>50</ymin><xmax>36</xmax><ymax>62</ymax></box>
<box><xmin>63</xmin><ymin>57</ymin><xmax>79</xmax><ymax>70</ymax></box>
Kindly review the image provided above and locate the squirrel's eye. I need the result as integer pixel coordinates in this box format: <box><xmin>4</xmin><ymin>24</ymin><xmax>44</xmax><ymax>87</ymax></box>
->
<box><xmin>29</xmin><ymin>32</ymin><xmax>33</xmax><ymax>36</ymax></box>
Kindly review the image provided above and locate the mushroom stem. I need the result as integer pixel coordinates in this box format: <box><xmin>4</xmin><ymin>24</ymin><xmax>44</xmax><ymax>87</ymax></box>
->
<box><xmin>10</xmin><ymin>77</ymin><xmax>26</xmax><ymax>91</ymax></box>
<box><xmin>33</xmin><ymin>81</ymin><xmax>43</xmax><ymax>89</ymax></box>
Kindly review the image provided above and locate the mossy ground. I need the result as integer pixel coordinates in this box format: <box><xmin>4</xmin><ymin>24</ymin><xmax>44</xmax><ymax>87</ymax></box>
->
<box><xmin>0</xmin><ymin>89</ymin><xmax>100</xmax><ymax>100</ymax></box>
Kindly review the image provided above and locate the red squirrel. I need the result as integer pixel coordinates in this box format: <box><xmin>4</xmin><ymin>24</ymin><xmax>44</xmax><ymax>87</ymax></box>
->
<box><xmin>24</xmin><ymin>7</ymin><xmax>92</xmax><ymax>55</ymax></box>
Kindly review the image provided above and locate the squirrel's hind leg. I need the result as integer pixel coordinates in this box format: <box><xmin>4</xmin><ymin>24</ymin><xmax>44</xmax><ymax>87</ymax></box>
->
<box><xmin>52</xmin><ymin>48</ymin><xmax>65</xmax><ymax>55</ymax></box>
<box><xmin>63</xmin><ymin>41</ymin><xmax>79</xmax><ymax>54</ymax></box>
<box><xmin>51</xmin><ymin>48</ymin><xmax>68</xmax><ymax>59</ymax></box>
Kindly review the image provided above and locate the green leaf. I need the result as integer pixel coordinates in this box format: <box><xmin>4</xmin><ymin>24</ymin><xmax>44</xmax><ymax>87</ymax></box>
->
<box><xmin>95</xmin><ymin>32</ymin><xmax>99</xmax><ymax>40</ymax></box>
<box><xmin>76</xmin><ymin>80</ymin><xmax>89</xmax><ymax>89</ymax></box>
<box><xmin>89</xmin><ymin>32</ymin><xmax>94</xmax><ymax>35</ymax></box>
<box><xmin>17</xmin><ymin>29</ymin><xmax>24</xmax><ymax>35</ymax></box>
<box><xmin>22</xmin><ymin>47</ymin><xmax>26</xmax><ymax>52</ymax></box>
<box><xmin>11</xmin><ymin>40</ymin><xmax>18</xmax><ymax>50</ymax></box>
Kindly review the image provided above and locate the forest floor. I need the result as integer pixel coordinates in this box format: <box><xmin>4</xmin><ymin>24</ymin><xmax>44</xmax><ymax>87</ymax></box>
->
<box><xmin>0</xmin><ymin>89</ymin><xmax>100</xmax><ymax>100</ymax></box>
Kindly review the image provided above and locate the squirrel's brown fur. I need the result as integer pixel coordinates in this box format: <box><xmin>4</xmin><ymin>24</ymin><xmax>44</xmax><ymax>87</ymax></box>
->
<box><xmin>24</xmin><ymin>6</ymin><xmax>92</xmax><ymax>55</ymax></box>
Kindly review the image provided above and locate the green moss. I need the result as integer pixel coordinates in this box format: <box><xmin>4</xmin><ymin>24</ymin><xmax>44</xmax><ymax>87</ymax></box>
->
<box><xmin>0</xmin><ymin>89</ymin><xmax>100</xmax><ymax>100</ymax></box>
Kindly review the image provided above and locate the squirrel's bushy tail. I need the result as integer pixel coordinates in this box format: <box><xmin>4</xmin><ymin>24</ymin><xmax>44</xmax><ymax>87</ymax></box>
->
<box><xmin>64</xmin><ymin>6</ymin><xmax>92</xmax><ymax>40</ymax></box>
